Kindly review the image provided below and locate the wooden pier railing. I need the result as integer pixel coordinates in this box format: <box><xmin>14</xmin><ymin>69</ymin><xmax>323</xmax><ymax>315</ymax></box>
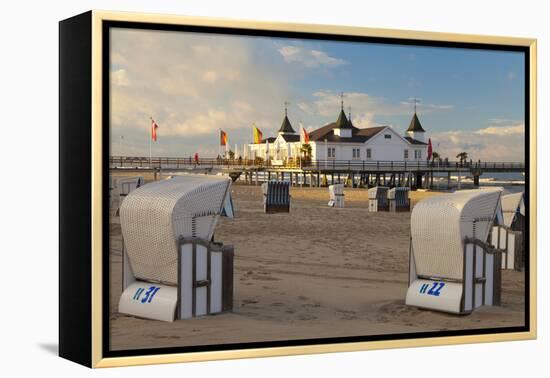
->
<box><xmin>109</xmin><ymin>156</ymin><xmax>525</xmax><ymax>173</ymax></box>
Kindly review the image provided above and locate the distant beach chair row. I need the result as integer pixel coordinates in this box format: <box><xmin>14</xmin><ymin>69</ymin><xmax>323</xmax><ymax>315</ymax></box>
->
<box><xmin>262</xmin><ymin>181</ymin><xmax>291</xmax><ymax>213</ymax></box>
<box><xmin>368</xmin><ymin>186</ymin><xmax>410</xmax><ymax>212</ymax></box>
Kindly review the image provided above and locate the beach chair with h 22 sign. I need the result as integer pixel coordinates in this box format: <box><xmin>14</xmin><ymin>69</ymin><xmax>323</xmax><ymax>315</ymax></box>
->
<box><xmin>118</xmin><ymin>175</ymin><xmax>234</xmax><ymax>322</ymax></box>
<box><xmin>406</xmin><ymin>188</ymin><xmax>504</xmax><ymax>314</ymax></box>
<box><xmin>262</xmin><ymin>181</ymin><xmax>291</xmax><ymax>213</ymax></box>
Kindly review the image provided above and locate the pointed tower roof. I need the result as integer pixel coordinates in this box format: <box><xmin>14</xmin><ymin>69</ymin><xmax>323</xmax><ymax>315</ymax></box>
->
<box><xmin>278</xmin><ymin>115</ymin><xmax>295</xmax><ymax>133</ymax></box>
<box><xmin>278</xmin><ymin>102</ymin><xmax>296</xmax><ymax>134</ymax></box>
<box><xmin>406</xmin><ymin>112</ymin><xmax>426</xmax><ymax>132</ymax></box>
<box><xmin>335</xmin><ymin>109</ymin><xmax>353</xmax><ymax>129</ymax></box>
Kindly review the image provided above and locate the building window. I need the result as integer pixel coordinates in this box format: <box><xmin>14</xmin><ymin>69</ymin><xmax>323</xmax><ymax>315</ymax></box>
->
<box><xmin>366</xmin><ymin>148</ymin><xmax>372</xmax><ymax>159</ymax></box>
<box><xmin>404</xmin><ymin>149</ymin><xmax>409</xmax><ymax>159</ymax></box>
<box><xmin>328</xmin><ymin>147</ymin><xmax>336</xmax><ymax>159</ymax></box>
<box><xmin>414</xmin><ymin>150</ymin><xmax>422</xmax><ymax>159</ymax></box>
<box><xmin>384</xmin><ymin>134</ymin><xmax>391</xmax><ymax>139</ymax></box>
<box><xmin>352</xmin><ymin>148</ymin><xmax>360</xmax><ymax>159</ymax></box>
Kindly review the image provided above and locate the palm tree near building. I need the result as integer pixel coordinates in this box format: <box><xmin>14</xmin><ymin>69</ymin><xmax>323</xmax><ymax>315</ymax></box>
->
<box><xmin>456</xmin><ymin>151</ymin><xmax>468</xmax><ymax>165</ymax></box>
<box><xmin>300</xmin><ymin>143</ymin><xmax>312</xmax><ymax>164</ymax></box>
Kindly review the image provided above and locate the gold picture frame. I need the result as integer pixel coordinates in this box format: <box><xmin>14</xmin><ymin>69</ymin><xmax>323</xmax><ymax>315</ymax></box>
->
<box><xmin>59</xmin><ymin>10</ymin><xmax>537</xmax><ymax>368</ymax></box>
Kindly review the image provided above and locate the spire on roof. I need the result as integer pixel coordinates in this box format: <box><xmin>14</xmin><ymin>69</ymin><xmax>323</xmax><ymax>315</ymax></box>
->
<box><xmin>335</xmin><ymin>108</ymin><xmax>353</xmax><ymax>129</ymax></box>
<box><xmin>278</xmin><ymin>102</ymin><xmax>296</xmax><ymax>134</ymax></box>
<box><xmin>406</xmin><ymin>112</ymin><xmax>426</xmax><ymax>133</ymax></box>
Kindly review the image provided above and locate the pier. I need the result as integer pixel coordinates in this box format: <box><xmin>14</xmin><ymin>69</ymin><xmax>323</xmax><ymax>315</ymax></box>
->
<box><xmin>109</xmin><ymin>156</ymin><xmax>525</xmax><ymax>189</ymax></box>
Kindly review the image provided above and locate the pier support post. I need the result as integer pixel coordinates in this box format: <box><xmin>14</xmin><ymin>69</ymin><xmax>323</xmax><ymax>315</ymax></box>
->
<box><xmin>310</xmin><ymin>173</ymin><xmax>313</xmax><ymax>188</ymax></box>
<box><xmin>447</xmin><ymin>171</ymin><xmax>451</xmax><ymax>189</ymax></box>
<box><xmin>317</xmin><ymin>172</ymin><xmax>320</xmax><ymax>187</ymax></box>
<box><xmin>255</xmin><ymin>170</ymin><xmax>258</xmax><ymax>186</ymax></box>
<box><xmin>473</xmin><ymin>174</ymin><xmax>480</xmax><ymax>187</ymax></box>
<box><xmin>416</xmin><ymin>172</ymin><xmax>423</xmax><ymax>190</ymax></box>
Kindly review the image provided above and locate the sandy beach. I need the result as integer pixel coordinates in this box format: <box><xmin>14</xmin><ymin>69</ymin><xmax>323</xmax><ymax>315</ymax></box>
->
<box><xmin>109</xmin><ymin>182</ymin><xmax>525</xmax><ymax>351</ymax></box>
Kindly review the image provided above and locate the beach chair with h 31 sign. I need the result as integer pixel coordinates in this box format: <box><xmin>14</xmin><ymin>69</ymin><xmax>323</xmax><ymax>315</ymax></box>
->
<box><xmin>118</xmin><ymin>175</ymin><xmax>234</xmax><ymax>322</ymax></box>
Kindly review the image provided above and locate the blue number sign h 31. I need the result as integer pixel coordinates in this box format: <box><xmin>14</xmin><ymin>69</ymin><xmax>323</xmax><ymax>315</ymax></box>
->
<box><xmin>132</xmin><ymin>286</ymin><xmax>161</xmax><ymax>303</ymax></box>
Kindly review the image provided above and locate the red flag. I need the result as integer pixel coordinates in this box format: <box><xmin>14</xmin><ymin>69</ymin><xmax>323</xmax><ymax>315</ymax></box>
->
<box><xmin>301</xmin><ymin>126</ymin><xmax>309</xmax><ymax>143</ymax></box>
<box><xmin>151</xmin><ymin>118</ymin><xmax>159</xmax><ymax>142</ymax></box>
<box><xmin>427</xmin><ymin>138</ymin><xmax>433</xmax><ymax>160</ymax></box>
<box><xmin>220</xmin><ymin>130</ymin><xmax>228</xmax><ymax>146</ymax></box>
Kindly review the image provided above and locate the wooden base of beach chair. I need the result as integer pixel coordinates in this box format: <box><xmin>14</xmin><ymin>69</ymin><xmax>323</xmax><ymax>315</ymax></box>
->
<box><xmin>265</xmin><ymin>204</ymin><xmax>290</xmax><ymax>213</ymax></box>
<box><xmin>369</xmin><ymin>200</ymin><xmax>389</xmax><ymax>212</ymax></box>
<box><xmin>389</xmin><ymin>201</ymin><xmax>411</xmax><ymax>212</ymax></box>
<box><xmin>406</xmin><ymin>237</ymin><xmax>503</xmax><ymax>314</ymax></box>
<box><xmin>118</xmin><ymin>237</ymin><xmax>234</xmax><ymax>322</ymax></box>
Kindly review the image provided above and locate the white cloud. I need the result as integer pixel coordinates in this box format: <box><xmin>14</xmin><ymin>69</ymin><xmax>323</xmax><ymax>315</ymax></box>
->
<box><xmin>278</xmin><ymin>45</ymin><xmax>348</xmax><ymax>67</ymax></box>
<box><xmin>298</xmin><ymin>90</ymin><xmax>453</xmax><ymax>128</ymax></box>
<box><xmin>430</xmin><ymin>121</ymin><xmax>525</xmax><ymax>161</ymax></box>
<box><xmin>111</xmin><ymin>69</ymin><xmax>130</xmax><ymax>86</ymax></box>
<box><xmin>475</xmin><ymin>123</ymin><xmax>524</xmax><ymax>135</ymax></box>
<box><xmin>109</xmin><ymin>28</ymin><xmax>292</xmax><ymax>155</ymax></box>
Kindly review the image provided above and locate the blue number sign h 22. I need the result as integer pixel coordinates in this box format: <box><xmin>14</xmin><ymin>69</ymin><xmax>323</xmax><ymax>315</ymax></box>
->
<box><xmin>132</xmin><ymin>286</ymin><xmax>161</xmax><ymax>303</ymax></box>
<box><xmin>419</xmin><ymin>282</ymin><xmax>445</xmax><ymax>296</ymax></box>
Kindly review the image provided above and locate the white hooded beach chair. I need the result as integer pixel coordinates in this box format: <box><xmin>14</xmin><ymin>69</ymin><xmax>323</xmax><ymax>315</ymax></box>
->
<box><xmin>262</xmin><ymin>181</ymin><xmax>290</xmax><ymax>213</ymax></box>
<box><xmin>406</xmin><ymin>188</ymin><xmax>504</xmax><ymax>314</ymax></box>
<box><xmin>388</xmin><ymin>187</ymin><xmax>410</xmax><ymax>212</ymax></box>
<box><xmin>490</xmin><ymin>191</ymin><xmax>525</xmax><ymax>271</ymax></box>
<box><xmin>368</xmin><ymin>186</ymin><xmax>389</xmax><ymax>212</ymax></box>
<box><xmin>328</xmin><ymin>184</ymin><xmax>345</xmax><ymax>207</ymax></box>
<box><xmin>110</xmin><ymin>176</ymin><xmax>144</xmax><ymax>212</ymax></box>
<box><xmin>118</xmin><ymin>175</ymin><xmax>234</xmax><ymax>321</ymax></box>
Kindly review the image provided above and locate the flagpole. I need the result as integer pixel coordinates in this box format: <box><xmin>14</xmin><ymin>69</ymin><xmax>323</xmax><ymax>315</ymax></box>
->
<box><xmin>149</xmin><ymin>117</ymin><xmax>152</xmax><ymax>167</ymax></box>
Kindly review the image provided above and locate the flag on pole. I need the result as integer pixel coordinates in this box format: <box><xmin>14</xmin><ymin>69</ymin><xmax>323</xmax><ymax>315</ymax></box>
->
<box><xmin>151</xmin><ymin>118</ymin><xmax>159</xmax><ymax>142</ymax></box>
<box><xmin>253</xmin><ymin>125</ymin><xmax>263</xmax><ymax>144</ymax></box>
<box><xmin>220</xmin><ymin>130</ymin><xmax>228</xmax><ymax>146</ymax></box>
<box><xmin>300</xmin><ymin>123</ymin><xmax>310</xmax><ymax>144</ymax></box>
<box><xmin>427</xmin><ymin>138</ymin><xmax>433</xmax><ymax>160</ymax></box>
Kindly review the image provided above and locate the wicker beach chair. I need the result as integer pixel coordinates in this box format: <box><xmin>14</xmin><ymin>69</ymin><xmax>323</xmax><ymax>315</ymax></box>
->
<box><xmin>388</xmin><ymin>187</ymin><xmax>410</xmax><ymax>212</ymax></box>
<box><xmin>110</xmin><ymin>176</ymin><xmax>144</xmax><ymax>213</ymax></box>
<box><xmin>328</xmin><ymin>184</ymin><xmax>345</xmax><ymax>207</ymax></box>
<box><xmin>368</xmin><ymin>186</ymin><xmax>389</xmax><ymax>212</ymax></box>
<box><xmin>118</xmin><ymin>175</ymin><xmax>234</xmax><ymax>321</ymax></box>
<box><xmin>262</xmin><ymin>181</ymin><xmax>290</xmax><ymax>213</ymax></box>
<box><xmin>490</xmin><ymin>191</ymin><xmax>525</xmax><ymax>270</ymax></box>
<box><xmin>406</xmin><ymin>188</ymin><xmax>504</xmax><ymax>314</ymax></box>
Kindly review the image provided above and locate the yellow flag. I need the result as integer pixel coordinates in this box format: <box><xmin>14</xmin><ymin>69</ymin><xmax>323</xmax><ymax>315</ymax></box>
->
<box><xmin>253</xmin><ymin>126</ymin><xmax>263</xmax><ymax>144</ymax></box>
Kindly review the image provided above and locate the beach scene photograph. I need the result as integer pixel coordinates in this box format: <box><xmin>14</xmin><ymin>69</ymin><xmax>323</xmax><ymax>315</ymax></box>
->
<box><xmin>108</xmin><ymin>26</ymin><xmax>527</xmax><ymax>351</ymax></box>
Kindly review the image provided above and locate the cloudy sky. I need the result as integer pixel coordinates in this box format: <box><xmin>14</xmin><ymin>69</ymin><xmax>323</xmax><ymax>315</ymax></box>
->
<box><xmin>110</xmin><ymin>28</ymin><xmax>525</xmax><ymax>161</ymax></box>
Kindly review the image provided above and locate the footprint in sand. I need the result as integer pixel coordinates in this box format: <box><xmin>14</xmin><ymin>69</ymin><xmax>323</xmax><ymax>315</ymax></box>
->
<box><xmin>297</xmin><ymin>295</ymin><xmax>309</xmax><ymax>301</ymax></box>
<box><xmin>241</xmin><ymin>299</ymin><xmax>259</xmax><ymax>306</ymax></box>
<box><xmin>297</xmin><ymin>314</ymin><xmax>317</xmax><ymax>321</ymax></box>
<box><xmin>271</xmin><ymin>302</ymin><xmax>284</xmax><ymax>307</ymax></box>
